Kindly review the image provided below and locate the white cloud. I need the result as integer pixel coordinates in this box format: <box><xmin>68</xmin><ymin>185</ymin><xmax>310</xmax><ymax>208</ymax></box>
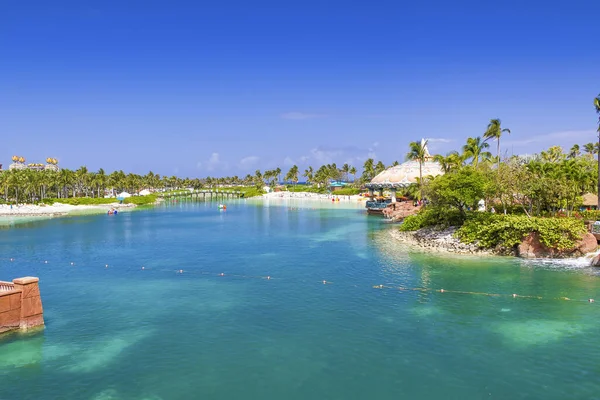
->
<box><xmin>372</xmin><ymin>141</ymin><xmax>380</xmax><ymax>148</ymax></box>
<box><xmin>283</xmin><ymin>156</ymin><xmax>295</xmax><ymax>166</ymax></box>
<box><xmin>239</xmin><ymin>156</ymin><xmax>260</xmax><ymax>168</ymax></box>
<box><xmin>281</xmin><ymin>112</ymin><xmax>324</xmax><ymax>120</ymax></box>
<box><xmin>198</xmin><ymin>152</ymin><xmax>227</xmax><ymax>172</ymax></box>
<box><xmin>299</xmin><ymin>145</ymin><xmax>376</xmax><ymax>166</ymax></box>
<box><xmin>427</xmin><ymin>138</ymin><xmax>453</xmax><ymax>143</ymax></box>
<box><xmin>207</xmin><ymin>153</ymin><xmax>220</xmax><ymax>171</ymax></box>
<box><xmin>503</xmin><ymin>129</ymin><xmax>596</xmax><ymax>147</ymax></box>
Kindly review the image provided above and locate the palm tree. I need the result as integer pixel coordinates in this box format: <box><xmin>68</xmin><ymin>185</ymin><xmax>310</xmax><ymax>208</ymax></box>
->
<box><xmin>349</xmin><ymin>166</ymin><xmax>357</xmax><ymax>183</ymax></box>
<box><xmin>303</xmin><ymin>166</ymin><xmax>313</xmax><ymax>185</ymax></box>
<box><xmin>285</xmin><ymin>165</ymin><xmax>299</xmax><ymax>187</ymax></box>
<box><xmin>406</xmin><ymin>140</ymin><xmax>428</xmax><ymax>199</ymax></box>
<box><xmin>483</xmin><ymin>119</ymin><xmax>510</xmax><ymax>169</ymax></box>
<box><xmin>583</xmin><ymin>142</ymin><xmax>597</xmax><ymax>156</ymax></box>
<box><xmin>275</xmin><ymin>167</ymin><xmax>281</xmax><ymax>185</ymax></box>
<box><xmin>568</xmin><ymin>144</ymin><xmax>581</xmax><ymax>159</ymax></box>
<box><xmin>462</xmin><ymin>136</ymin><xmax>492</xmax><ymax>167</ymax></box>
<box><xmin>595</xmin><ymin>93</ymin><xmax>600</xmax><ymax>208</ymax></box>
<box><xmin>342</xmin><ymin>163</ymin><xmax>350</xmax><ymax>182</ymax></box>
<box><xmin>361</xmin><ymin>158</ymin><xmax>375</xmax><ymax>182</ymax></box>
<box><xmin>433</xmin><ymin>151</ymin><xmax>463</xmax><ymax>173</ymax></box>
<box><xmin>375</xmin><ymin>161</ymin><xmax>386</xmax><ymax>175</ymax></box>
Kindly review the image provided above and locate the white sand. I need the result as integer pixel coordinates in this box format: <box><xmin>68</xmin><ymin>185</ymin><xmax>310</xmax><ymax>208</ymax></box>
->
<box><xmin>247</xmin><ymin>191</ymin><xmax>366</xmax><ymax>210</ymax></box>
<box><xmin>0</xmin><ymin>202</ymin><xmax>135</xmax><ymax>217</ymax></box>
<box><xmin>261</xmin><ymin>191</ymin><xmax>364</xmax><ymax>201</ymax></box>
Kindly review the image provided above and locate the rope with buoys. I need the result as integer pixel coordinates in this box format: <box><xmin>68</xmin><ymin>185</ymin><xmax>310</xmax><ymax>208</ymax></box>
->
<box><xmin>371</xmin><ymin>283</ymin><xmax>596</xmax><ymax>303</ymax></box>
<box><xmin>0</xmin><ymin>256</ymin><xmax>597</xmax><ymax>304</ymax></box>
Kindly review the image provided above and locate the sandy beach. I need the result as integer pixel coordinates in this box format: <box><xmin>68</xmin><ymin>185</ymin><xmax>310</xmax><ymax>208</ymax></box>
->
<box><xmin>0</xmin><ymin>202</ymin><xmax>136</xmax><ymax>217</ymax></box>
<box><xmin>260</xmin><ymin>191</ymin><xmax>364</xmax><ymax>201</ymax></box>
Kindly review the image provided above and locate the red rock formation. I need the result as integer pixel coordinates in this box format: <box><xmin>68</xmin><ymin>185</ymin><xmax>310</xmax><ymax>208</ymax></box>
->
<box><xmin>517</xmin><ymin>232</ymin><xmax>598</xmax><ymax>259</ymax></box>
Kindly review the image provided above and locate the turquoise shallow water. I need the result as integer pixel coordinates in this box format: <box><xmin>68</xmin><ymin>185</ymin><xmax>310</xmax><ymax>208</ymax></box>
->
<box><xmin>1</xmin><ymin>200</ymin><xmax>600</xmax><ymax>400</ymax></box>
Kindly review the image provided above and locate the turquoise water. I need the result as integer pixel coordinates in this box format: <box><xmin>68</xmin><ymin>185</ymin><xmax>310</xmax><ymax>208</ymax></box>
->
<box><xmin>1</xmin><ymin>200</ymin><xmax>600</xmax><ymax>400</ymax></box>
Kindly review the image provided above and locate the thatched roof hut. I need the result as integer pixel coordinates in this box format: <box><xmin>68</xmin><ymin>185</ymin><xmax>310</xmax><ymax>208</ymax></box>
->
<box><xmin>366</xmin><ymin>140</ymin><xmax>444</xmax><ymax>190</ymax></box>
<box><xmin>582</xmin><ymin>193</ymin><xmax>598</xmax><ymax>207</ymax></box>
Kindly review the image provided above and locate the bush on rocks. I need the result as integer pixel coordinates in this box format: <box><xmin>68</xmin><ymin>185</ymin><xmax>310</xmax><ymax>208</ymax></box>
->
<box><xmin>456</xmin><ymin>213</ymin><xmax>587</xmax><ymax>251</ymax></box>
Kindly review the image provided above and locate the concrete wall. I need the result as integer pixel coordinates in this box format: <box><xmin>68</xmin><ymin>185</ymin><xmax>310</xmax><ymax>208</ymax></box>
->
<box><xmin>0</xmin><ymin>277</ymin><xmax>44</xmax><ymax>334</ymax></box>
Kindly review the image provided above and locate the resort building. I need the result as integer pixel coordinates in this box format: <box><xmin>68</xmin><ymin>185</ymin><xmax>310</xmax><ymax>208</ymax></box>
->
<box><xmin>365</xmin><ymin>139</ymin><xmax>444</xmax><ymax>214</ymax></box>
<box><xmin>8</xmin><ymin>156</ymin><xmax>60</xmax><ymax>172</ymax></box>
<box><xmin>329</xmin><ymin>181</ymin><xmax>349</xmax><ymax>191</ymax></box>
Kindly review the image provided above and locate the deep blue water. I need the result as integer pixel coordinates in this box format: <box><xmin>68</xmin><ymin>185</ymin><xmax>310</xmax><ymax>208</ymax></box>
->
<box><xmin>1</xmin><ymin>199</ymin><xmax>600</xmax><ymax>400</ymax></box>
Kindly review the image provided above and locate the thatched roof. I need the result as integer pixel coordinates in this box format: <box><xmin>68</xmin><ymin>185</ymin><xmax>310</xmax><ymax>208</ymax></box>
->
<box><xmin>366</xmin><ymin>160</ymin><xmax>444</xmax><ymax>189</ymax></box>
<box><xmin>582</xmin><ymin>193</ymin><xmax>598</xmax><ymax>206</ymax></box>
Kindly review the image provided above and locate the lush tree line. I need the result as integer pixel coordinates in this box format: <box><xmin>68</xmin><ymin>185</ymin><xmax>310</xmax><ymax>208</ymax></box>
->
<box><xmin>4</xmin><ymin>94</ymin><xmax>598</xmax><ymax>205</ymax></box>
<box><xmin>0</xmin><ymin>159</ymin><xmax>398</xmax><ymax>204</ymax></box>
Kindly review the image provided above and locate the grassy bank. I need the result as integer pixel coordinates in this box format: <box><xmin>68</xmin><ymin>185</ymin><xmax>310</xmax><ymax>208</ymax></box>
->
<box><xmin>42</xmin><ymin>194</ymin><xmax>158</xmax><ymax>206</ymax></box>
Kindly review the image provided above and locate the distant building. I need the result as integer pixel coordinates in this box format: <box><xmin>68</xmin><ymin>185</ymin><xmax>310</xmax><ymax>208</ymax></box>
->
<box><xmin>329</xmin><ymin>181</ymin><xmax>348</xmax><ymax>191</ymax></box>
<box><xmin>7</xmin><ymin>156</ymin><xmax>60</xmax><ymax>172</ymax></box>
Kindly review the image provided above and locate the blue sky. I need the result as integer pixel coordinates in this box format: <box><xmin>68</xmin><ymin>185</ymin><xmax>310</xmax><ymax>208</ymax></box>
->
<box><xmin>1</xmin><ymin>0</ymin><xmax>599</xmax><ymax>177</ymax></box>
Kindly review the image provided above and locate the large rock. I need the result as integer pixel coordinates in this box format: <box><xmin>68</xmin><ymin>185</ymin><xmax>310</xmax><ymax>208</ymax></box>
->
<box><xmin>518</xmin><ymin>232</ymin><xmax>598</xmax><ymax>259</ymax></box>
<box><xmin>382</xmin><ymin>201</ymin><xmax>420</xmax><ymax>221</ymax></box>
<box><xmin>577</xmin><ymin>232</ymin><xmax>598</xmax><ymax>255</ymax></box>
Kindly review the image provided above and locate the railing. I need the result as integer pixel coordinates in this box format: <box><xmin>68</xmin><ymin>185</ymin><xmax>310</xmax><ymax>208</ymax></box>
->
<box><xmin>0</xmin><ymin>281</ymin><xmax>15</xmax><ymax>292</ymax></box>
<box><xmin>366</xmin><ymin>200</ymin><xmax>392</xmax><ymax>209</ymax></box>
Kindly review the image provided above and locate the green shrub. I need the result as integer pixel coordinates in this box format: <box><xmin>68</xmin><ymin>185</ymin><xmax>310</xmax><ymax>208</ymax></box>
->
<box><xmin>577</xmin><ymin>210</ymin><xmax>600</xmax><ymax>221</ymax></box>
<box><xmin>42</xmin><ymin>194</ymin><xmax>158</xmax><ymax>206</ymax></box>
<box><xmin>43</xmin><ymin>197</ymin><xmax>115</xmax><ymax>205</ymax></box>
<box><xmin>456</xmin><ymin>214</ymin><xmax>586</xmax><ymax>250</ymax></box>
<box><xmin>331</xmin><ymin>188</ymin><xmax>361</xmax><ymax>195</ymax></box>
<box><xmin>124</xmin><ymin>195</ymin><xmax>157</xmax><ymax>205</ymax></box>
<box><xmin>238</xmin><ymin>187</ymin><xmax>265</xmax><ymax>198</ymax></box>
<box><xmin>399</xmin><ymin>213</ymin><xmax>429</xmax><ymax>231</ymax></box>
<box><xmin>399</xmin><ymin>207</ymin><xmax>466</xmax><ymax>231</ymax></box>
<box><xmin>285</xmin><ymin>185</ymin><xmax>327</xmax><ymax>193</ymax></box>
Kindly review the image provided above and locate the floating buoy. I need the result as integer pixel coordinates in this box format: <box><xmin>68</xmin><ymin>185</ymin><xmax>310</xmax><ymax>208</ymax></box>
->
<box><xmin>70</xmin><ymin>262</ymin><xmax>74</xmax><ymax>265</ymax></box>
<box><xmin>178</xmin><ymin>269</ymin><xmax>183</xmax><ymax>274</ymax></box>
<box><xmin>267</xmin><ymin>276</ymin><xmax>271</xmax><ymax>280</ymax></box>
<box><xmin>141</xmin><ymin>267</ymin><xmax>145</xmax><ymax>270</ymax></box>
<box><xmin>10</xmin><ymin>258</ymin><xmax>14</xmax><ymax>262</ymax></box>
<box><xmin>512</xmin><ymin>294</ymin><xmax>517</xmax><ymax>298</ymax></box>
<box><xmin>589</xmin><ymin>299</ymin><xmax>595</xmax><ymax>303</ymax></box>
<box><xmin>220</xmin><ymin>272</ymin><xmax>224</xmax><ymax>276</ymax></box>
<box><xmin>440</xmin><ymin>289</ymin><xmax>445</xmax><ymax>293</ymax></box>
<box><xmin>105</xmin><ymin>264</ymin><xmax>109</xmax><ymax>268</ymax></box>
<box><xmin>323</xmin><ymin>280</ymin><xmax>327</xmax><ymax>284</ymax></box>
<box><xmin>44</xmin><ymin>260</ymin><xmax>48</xmax><ymax>264</ymax></box>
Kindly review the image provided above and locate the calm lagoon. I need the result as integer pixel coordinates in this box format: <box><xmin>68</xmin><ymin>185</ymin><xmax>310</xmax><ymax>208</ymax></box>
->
<box><xmin>1</xmin><ymin>199</ymin><xmax>600</xmax><ymax>400</ymax></box>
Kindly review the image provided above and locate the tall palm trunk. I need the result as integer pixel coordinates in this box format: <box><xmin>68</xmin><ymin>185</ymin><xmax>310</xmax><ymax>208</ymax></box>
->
<box><xmin>419</xmin><ymin>160</ymin><xmax>423</xmax><ymax>200</ymax></box>
<box><xmin>497</xmin><ymin>139</ymin><xmax>501</xmax><ymax>170</ymax></box>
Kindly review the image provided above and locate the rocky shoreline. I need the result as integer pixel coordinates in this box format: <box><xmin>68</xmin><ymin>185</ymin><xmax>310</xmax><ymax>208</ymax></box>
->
<box><xmin>389</xmin><ymin>227</ymin><xmax>494</xmax><ymax>255</ymax></box>
<box><xmin>389</xmin><ymin>226</ymin><xmax>599</xmax><ymax>260</ymax></box>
